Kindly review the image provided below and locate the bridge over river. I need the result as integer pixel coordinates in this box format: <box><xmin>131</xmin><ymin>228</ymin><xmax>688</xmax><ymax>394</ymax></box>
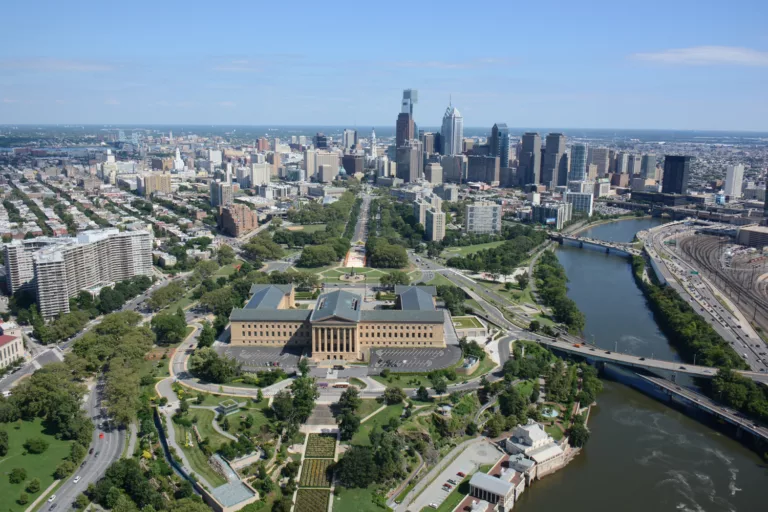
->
<box><xmin>549</xmin><ymin>233</ymin><xmax>641</xmax><ymax>257</ymax></box>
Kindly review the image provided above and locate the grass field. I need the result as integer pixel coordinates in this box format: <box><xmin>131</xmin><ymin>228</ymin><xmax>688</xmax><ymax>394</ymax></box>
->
<box><xmin>516</xmin><ymin>380</ymin><xmax>535</xmax><ymax>398</ymax></box>
<box><xmin>349</xmin><ymin>404</ymin><xmax>404</xmax><ymax>446</ymax></box>
<box><xmin>425</xmin><ymin>273</ymin><xmax>454</xmax><ymax>287</ymax></box>
<box><xmin>372</xmin><ymin>374</ymin><xmax>438</xmax><ymax>390</ymax></box>
<box><xmin>451</xmin><ymin>316</ymin><xmax>483</xmax><ymax>329</ymax></box>
<box><xmin>0</xmin><ymin>418</ymin><xmax>72</xmax><ymax>512</ymax></box>
<box><xmin>299</xmin><ymin>458</ymin><xmax>334</xmax><ymax>487</ymax></box>
<box><xmin>296</xmin><ymin>489</ymin><xmax>331</xmax><ymax>512</ymax></box>
<box><xmin>305</xmin><ymin>434</ymin><xmax>337</xmax><ymax>458</ymax></box>
<box><xmin>464</xmin><ymin>299</ymin><xmax>483</xmax><ymax>313</ymax></box>
<box><xmin>355</xmin><ymin>399</ymin><xmax>383</xmax><ymax>420</ymax></box>
<box><xmin>214</xmin><ymin>261</ymin><xmax>243</xmax><ymax>277</ymax></box>
<box><xmin>288</xmin><ymin>224</ymin><xmax>327</xmax><ymax>233</ymax></box>
<box><xmin>545</xmin><ymin>424</ymin><xmax>564</xmax><ymax>441</ymax></box>
<box><xmin>320</xmin><ymin>267</ymin><xmax>407</xmax><ymax>284</ymax></box>
<box><xmin>172</xmin><ymin>421</ymin><xmax>227</xmax><ymax>487</ymax></box>
<box><xmin>334</xmin><ymin>485</ymin><xmax>386</xmax><ymax>512</ymax></box>
<box><xmin>185</xmin><ymin>409</ymin><xmax>230</xmax><ymax>451</ymax></box>
<box><xmin>443</xmin><ymin>241</ymin><xmax>505</xmax><ymax>257</ymax></box>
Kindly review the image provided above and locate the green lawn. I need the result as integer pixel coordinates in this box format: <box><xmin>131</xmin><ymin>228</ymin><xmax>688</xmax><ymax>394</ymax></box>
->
<box><xmin>425</xmin><ymin>273</ymin><xmax>454</xmax><ymax>287</ymax></box>
<box><xmin>184</xmin><ymin>409</ymin><xmax>230</xmax><ymax>451</ymax></box>
<box><xmin>349</xmin><ymin>404</ymin><xmax>404</xmax><ymax>446</ymax></box>
<box><xmin>451</xmin><ymin>316</ymin><xmax>483</xmax><ymax>329</ymax></box>
<box><xmin>334</xmin><ymin>485</ymin><xmax>388</xmax><ymax>512</ymax></box>
<box><xmin>372</xmin><ymin>374</ymin><xmax>441</xmax><ymax>390</ymax></box>
<box><xmin>433</xmin><ymin>479</ymin><xmax>470</xmax><ymax>512</ymax></box>
<box><xmin>515</xmin><ymin>380</ymin><xmax>535</xmax><ymax>398</ymax></box>
<box><xmin>545</xmin><ymin>424</ymin><xmax>564</xmax><ymax>441</ymax></box>
<box><xmin>534</xmin><ymin>313</ymin><xmax>557</xmax><ymax>327</ymax></box>
<box><xmin>167</xmin><ymin>293</ymin><xmax>195</xmax><ymax>312</ymax></box>
<box><xmin>0</xmin><ymin>418</ymin><xmax>73</xmax><ymax>512</ymax></box>
<box><xmin>171</xmin><ymin>422</ymin><xmax>227</xmax><ymax>487</ymax></box>
<box><xmin>355</xmin><ymin>399</ymin><xmax>383</xmax><ymax>420</ymax></box>
<box><xmin>465</xmin><ymin>299</ymin><xmax>483</xmax><ymax>313</ymax></box>
<box><xmin>470</xmin><ymin>357</ymin><xmax>497</xmax><ymax>378</ymax></box>
<box><xmin>289</xmin><ymin>223</ymin><xmax>327</xmax><ymax>233</ymax></box>
<box><xmin>443</xmin><ymin>241</ymin><xmax>505</xmax><ymax>257</ymax></box>
<box><xmin>214</xmin><ymin>261</ymin><xmax>243</xmax><ymax>277</ymax></box>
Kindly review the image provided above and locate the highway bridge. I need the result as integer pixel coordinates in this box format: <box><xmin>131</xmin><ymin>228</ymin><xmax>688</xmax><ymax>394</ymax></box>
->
<box><xmin>534</xmin><ymin>337</ymin><xmax>768</xmax><ymax>384</ymax></box>
<box><xmin>549</xmin><ymin>234</ymin><xmax>641</xmax><ymax>257</ymax></box>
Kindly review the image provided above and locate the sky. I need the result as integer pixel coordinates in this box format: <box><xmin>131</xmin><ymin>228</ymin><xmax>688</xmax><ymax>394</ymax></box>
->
<box><xmin>1</xmin><ymin>0</ymin><xmax>767</xmax><ymax>131</ymax></box>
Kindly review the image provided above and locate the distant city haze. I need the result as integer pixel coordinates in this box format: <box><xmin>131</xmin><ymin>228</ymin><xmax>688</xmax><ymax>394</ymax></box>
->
<box><xmin>0</xmin><ymin>1</ymin><xmax>766</xmax><ymax>130</ymax></box>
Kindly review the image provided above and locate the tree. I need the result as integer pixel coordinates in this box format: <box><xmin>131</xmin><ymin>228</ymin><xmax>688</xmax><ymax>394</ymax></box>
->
<box><xmin>380</xmin><ymin>270</ymin><xmax>410</xmax><ymax>288</ymax></box>
<box><xmin>75</xmin><ymin>493</ymin><xmax>90</xmax><ymax>509</ymax></box>
<box><xmin>431</xmin><ymin>376</ymin><xmax>448</xmax><ymax>395</ymax></box>
<box><xmin>337</xmin><ymin>446</ymin><xmax>377</xmax><ymax>488</ymax></box>
<box><xmin>290</xmin><ymin>377</ymin><xmax>319</xmax><ymax>424</ymax></box>
<box><xmin>466</xmin><ymin>422</ymin><xmax>478</xmax><ymax>435</ymax></box>
<box><xmin>296</xmin><ymin>245</ymin><xmax>339</xmax><ymax>268</ymax></box>
<box><xmin>298</xmin><ymin>358</ymin><xmax>310</xmax><ymax>377</ymax></box>
<box><xmin>197</xmin><ymin>321</ymin><xmax>216</xmax><ymax>348</ymax></box>
<box><xmin>0</xmin><ymin>430</ymin><xmax>8</xmax><ymax>456</ymax></box>
<box><xmin>151</xmin><ymin>311</ymin><xmax>188</xmax><ymax>345</ymax></box>
<box><xmin>338</xmin><ymin>387</ymin><xmax>362</xmax><ymax>413</ymax></box>
<box><xmin>26</xmin><ymin>478</ymin><xmax>41</xmax><ymax>493</ymax></box>
<box><xmin>272</xmin><ymin>390</ymin><xmax>294</xmax><ymax>422</ymax></box>
<box><xmin>383</xmin><ymin>386</ymin><xmax>406</xmax><ymax>405</ymax></box>
<box><xmin>416</xmin><ymin>386</ymin><xmax>430</xmax><ymax>402</ymax></box>
<box><xmin>567</xmin><ymin>423</ymin><xmax>590</xmax><ymax>447</ymax></box>
<box><xmin>55</xmin><ymin>460</ymin><xmax>76</xmax><ymax>479</ymax></box>
<box><xmin>99</xmin><ymin>286</ymin><xmax>126</xmax><ymax>314</ymax></box>
<box><xmin>9</xmin><ymin>467</ymin><xmax>27</xmax><ymax>483</ymax></box>
<box><xmin>528</xmin><ymin>320</ymin><xmax>540</xmax><ymax>332</ymax></box>
<box><xmin>516</xmin><ymin>272</ymin><xmax>529</xmax><ymax>290</ymax></box>
<box><xmin>18</xmin><ymin>492</ymin><xmax>29</xmax><ymax>505</ymax></box>
<box><xmin>24</xmin><ymin>436</ymin><xmax>48</xmax><ymax>454</ymax></box>
<box><xmin>189</xmin><ymin>348</ymin><xmax>241</xmax><ymax>383</ymax></box>
<box><xmin>338</xmin><ymin>411</ymin><xmax>361</xmax><ymax>441</ymax></box>
<box><xmin>217</xmin><ymin>244</ymin><xmax>236</xmax><ymax>265</ymax></box>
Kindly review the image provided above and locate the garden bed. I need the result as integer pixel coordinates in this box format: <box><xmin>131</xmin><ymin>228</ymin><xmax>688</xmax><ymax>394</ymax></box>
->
<box><xmin>300</xmin><ymin>458</ymin><xmax>334</xmax><ymax>487</ymax></box>
<box><xmin>305</xmin><ymin>433</ymin><xmax>337</xmax><ymax>458</ymax></box>
<box><xmin>296</xmin><ymin>489</ymin><xmax>331</xmax><ymax>512</ymax></box>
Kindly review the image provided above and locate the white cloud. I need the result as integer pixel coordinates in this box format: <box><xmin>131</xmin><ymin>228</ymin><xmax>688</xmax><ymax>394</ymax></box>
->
<box><xmin>217</xmin><ymin>101</ymin><xmax>236</xmax><ymax>108</ymax></box>
<box><xmin>632</xmin><ymin>46</ymin><xmax>768</xmax><ymax>66</ymax></box>
<box><xmin>2</xmin><ymin>98</ymin><xmax>17</xmax><ymax>103</ymax></box>
<box><xmin>0</xmin><ymin>59</ymin><xmax>114</xmax><ymax>72</ymax></box>
<box><xmin>104</xmin><ymin>99</ymin><xmax>120</xmax><ymax>105</ymax></box>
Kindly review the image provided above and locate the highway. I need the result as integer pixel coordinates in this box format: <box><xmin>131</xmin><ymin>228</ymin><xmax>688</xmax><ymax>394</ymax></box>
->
<box><xmin>638</xmin><ymin>222</ymin><xmax>768</xmax><ymax>373</ymax></box>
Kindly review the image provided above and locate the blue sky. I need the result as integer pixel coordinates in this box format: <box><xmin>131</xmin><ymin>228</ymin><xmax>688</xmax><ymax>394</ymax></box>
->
<box><xmin>1</xmin><ymin>0</ymin><xmax>767</xmax><ymax>130</ymax></box>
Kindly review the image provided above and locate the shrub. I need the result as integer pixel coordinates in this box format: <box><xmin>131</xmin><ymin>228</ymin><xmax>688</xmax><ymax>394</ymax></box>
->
<box><xmin>24</xmin><ymin>437</ymin><xmax>49</xmax><ymax>454</ymax></box>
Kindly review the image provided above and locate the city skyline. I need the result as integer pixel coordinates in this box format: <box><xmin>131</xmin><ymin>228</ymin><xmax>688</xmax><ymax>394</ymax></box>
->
<box><xmin>1</xmin><ymin>1</ymin><xmax>767</xmax><ymax>130</ymax></box>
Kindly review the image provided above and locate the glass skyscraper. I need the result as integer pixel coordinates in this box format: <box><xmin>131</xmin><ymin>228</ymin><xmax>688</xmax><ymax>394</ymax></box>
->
<box><xmin>569</xmin><ymin>143</ymin><xmax>588</xmax><ymax>182</ymax></box>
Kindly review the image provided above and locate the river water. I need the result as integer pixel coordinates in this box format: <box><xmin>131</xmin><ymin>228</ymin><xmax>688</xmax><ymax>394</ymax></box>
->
<box><xmin>515</xmin><ymin>218</ymin><xmax>767</xmax><ymax>512</ymax></box>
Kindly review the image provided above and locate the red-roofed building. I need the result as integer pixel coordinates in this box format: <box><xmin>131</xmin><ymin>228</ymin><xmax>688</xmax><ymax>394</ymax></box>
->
<box><xmin>0</xmin><ymin>334</ymin><xmax>23</xmax><ymax>370</ymax></box>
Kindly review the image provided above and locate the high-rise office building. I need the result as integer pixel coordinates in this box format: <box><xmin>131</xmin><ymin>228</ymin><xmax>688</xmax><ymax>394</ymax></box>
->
<box><xmin>519</xmin><ymin>133</ymin><xmax>542</xmax><ymax>185</ymax></box>
<box><xmin>628</xmin><ymin>154</ymin><xmax>642</xmax><ymax>175</ymax></box>
<box><xmin>467</xmin><ymin>156</ymin><xmax>500</xmax><ymax>184</ymax></box>
<box><xmin>590</xmin><ymin>148</ymin><xmax>610</xmax><ymax>176</ymax></box>
<box><xmin>342</xmin><ymin>129</ymin><xmax>358</xmax><ymax>150</ymax></box>
<box><xmin>543</xmin><ymin>133</ymin><xmax>567</xmax><ymax>188</ymax></box>
<box><xmin>615</xmin><ymin>152</ymin><xmax>629</xmax><ymax>174</ymax></box>
<box><xmin>318</xmin><ymin>164</ymin><xmax>337</xmax><ymax>183</ymax></box>
<box><xmin>661</xmin><ymin>156</ymin><xmax>692</xmax><ymax>195</ymax></box>
<box><xmin>396</xmin><ymin>113</ymin><xmax>415</xmax><ymax>148</ymax></box>
<box><xmin>464</xmin><ymin>202</ymin><xmax>502</xmax><ymax>234</ymax></box>
<box><xmin>641</xmin><ymin>154</ymin><xmax>657</xmax><ymax>180</ymax></box>
<box><xmin>401</xmin><ymin>89</ymin><xmax>418</xmax><ymax>115</ymax></box>
<box><xmin>396</xmin><ymin>140</ymin><xmax>423</xmax><ymax>183</ymax></box>
<box><xmin>32</xmin><ymin>229</ymin><xmax>152</xmax><ymax>317</ymax></box>
<box><xmin>303</xmin><ymin>149</ymin><xmax>316</xmax><ymax>179</ymax></box>
<box><xmin>314</xmin><ymin>133</ymin><xmax>330</xmax><ymax>149</ymax></box>
<box><xmin>210</xmin><ymin>180</ymin><xmax>233</xmax><ymax>207</ymax></box>
<box><xmin>420</xmin><ymin>132</ymin><xmax>435</xmax><ymax>154</ymax></box>
<box><xmin>426</xmin><ymin>208</ymin><xmax>446</xmax><ymax>242</ymax></box>
<box><xmin>138</xmin><ymin>173</ymin><xmax>172</xmax><ymax>197</ymax></box>
<box><xmin>413</xmin><ymin>200</ymin><xmax>428</xmax><ymax>226</ymax></box>
<box><xmin>440</xmin><ymin>103</ymin><xmax>464</xmax><ymax>156</ymax></box>
<box><xmin>441</xmin><ymin>155</ymin><xmax>467</xmax><ymax>183</ymax></box>
<box><xmin>342</xmin><ymin>154</ymin><xmax>365</xmax><ymax>175</ymax></box>
<box><xmin>724</xmin><ymin>164</ymin><xmax>745</xmax><ymax>198</ymax></box>
<box><xmin>369</xmin><ymin>128</ymin><xmax>377</xmax><ymax>158</ymax></box>
<box><xmin>257</xmin><ymin>138</ymin><xmax>269</xmax><ymax>152</ymax></box>
<box><xmin>565</xmin><ymin>191</ymin><xmax>594</xmax><ymax>217</ymax></box>
<box><xmin>490</xmin><ymin>123</ymin><xmax>510</xmax><ymax>167</ymax></box>
<box><xmin>425</xmin><ymin>162</ymin><xmax>443</xmax><ymax>185</ymax></box>
<box><xmin>570</xmin><ymin>144</ymin><xmax>588</xmax><ymax>182</ymax></box>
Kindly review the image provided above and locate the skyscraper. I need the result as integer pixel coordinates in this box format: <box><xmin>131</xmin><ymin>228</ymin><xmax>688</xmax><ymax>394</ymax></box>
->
<box><xmin>543</xmin><ymin>133</ymin><xmax>566</xmax><ymax>188</ymax></box>
<box><xmin>420</xmin><ymin>132</ymin><xmax>435</xmax><ymax>154</ymax></box>
<box><xmin>467</xmin><ymin>156</ymin><xmax>500</xmax><ymax>184</ymax></box>
<box><xmin>490</xmin><ymin>123</ymin><xmax>510</xmax><ymax>167</ymax></box>
<box><xmin>342</xmin><ymin>129</ymin><xmax>357</xmax><ymax>150</ymax></box>
<box><xmin>627</xmin><ymin>154</ymin><xmax>642</xmax><ymax>175</ymax></box>
<box><xmin>569</xmin><ymin>144</ymin><xmax>588</xmax><ymax>182</ymax></box>
<box><xmin>396</xmin><ymin>113</ymin><xmax>414</xmax><ymax>148</ymax></box>
<box><xmin>519</xmin><ymin>133</ymin><xmax>542</xmax><ymax>185</ymax></box>
<box><xmin>401</xmin><ymin>89</ymin><xmax>418</xmax><ymax>115</ymax></box>
<box><xmin>615</xmin><ymin>152</ymin><xmax>629</xmax><ymax>174</ymax></box>
<box><xmin>210</xmin><ymin>180</ymin><xmax>233</xmax><ymax>207</ymax></box>
<box><xmin>724</xmin><ymin>164</ymin><xmax>744</xmax><ymax>198</ymax></box>
<box><xmin>440</xmin><ymin>103</ymin><xmax>464</xmax><ymax>156</ymax></box>
<box><xmin>641</xmin><ymin>154</ymin><xmax>657</xmax><ymax>180</ymax></box>
<box><xmin>589</xmin><ymin>148</ymin><xmax>610</xmax><ymax>176</ymax></box>
<box><xmin>661</xmin><ymin>156</ymin><xmax>692</xmax><ymax>195</ymax></box>
<box><xmin>396</xmin><ymin>140</ymin><xmax>423</xmax><ymax>183</ymax></box>
<box><xmin>369</xmin><ymin>128</ymin><xmax>377</xmax><ymax>158</ymax></box>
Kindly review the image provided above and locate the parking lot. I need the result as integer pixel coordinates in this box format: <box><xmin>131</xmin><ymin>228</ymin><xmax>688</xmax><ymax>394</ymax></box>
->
<box><xmin>368</xmin><ymin>346</ymin><xmax>462</xmax><ymax>374</ymax></box>
<box><xmin>216</xmin><ymin>345</ymin><xmax>302</xmax><ymax>372</ymax></box>
<box><xmin>407</xmin><ymin>440</ymin><xmax>504</xmax><ymax>512</ymax></box>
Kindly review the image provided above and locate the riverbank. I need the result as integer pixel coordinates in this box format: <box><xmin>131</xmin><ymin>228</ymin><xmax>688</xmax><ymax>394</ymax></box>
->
<box><xmin>567</xmin><ymin>213</ymin><xmax>651</xmax><ymax>237</ymax></box>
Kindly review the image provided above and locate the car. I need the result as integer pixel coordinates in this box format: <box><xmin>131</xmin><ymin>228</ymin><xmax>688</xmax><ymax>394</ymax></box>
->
<box><xmin>457</xmin><ymin>472</ymin><xmax>466</xmax><ymax>477</ymax></box>
<box><xmin>89</xmin><ymin>448</ymin><xmax>94</xmax><ymax>454</ymax></box>
<box><xmin>679</xmin><ymin>366</ymin><xmax>686</xmax><ymax>370</ymax></box>
<box><xmin>429</xmin><ymin>504</ymin><xmax>438</xmax><ymax>509</ymax></box>
<box><xmin>442</xmin><ymin>486</ymin><xmax>450</xmax><ymax>492</ymax></box>
<box><xmin>448</xmin><ymin>479</ymin><xmax>457</xmax><ymax>485</ymax></box>
<box><xmin>48</xmin><ymin>495</ymin><xmax>56</xmax><ymax>503</ymax></box>
<box><xmin>639</xmin><ymin>357</ymin><xmax>646</xmax><ymax>361</ymax></box>
<box><xmin>443</xmin><ymin>483</ymin><xmax>452</xmax><ymax>490</ymax></box>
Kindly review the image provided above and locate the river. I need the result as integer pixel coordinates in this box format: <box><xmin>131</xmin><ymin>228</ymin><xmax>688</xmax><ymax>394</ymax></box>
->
<box><xmin>515</xmin><ymin>218</ymin><xmax>767</xmax><ymax>512</ymax></box>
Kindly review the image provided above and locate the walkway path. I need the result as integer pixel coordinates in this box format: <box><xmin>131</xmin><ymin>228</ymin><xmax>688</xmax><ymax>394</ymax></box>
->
<box><xmin>126</xmin><ymin>422</ymin><xmax>138</xmax><ymax>457</ymax></box>
<box><xmin>190</xmin><ymin>405</ymin><xmax>238</xmax><ymax>441</ymax></box>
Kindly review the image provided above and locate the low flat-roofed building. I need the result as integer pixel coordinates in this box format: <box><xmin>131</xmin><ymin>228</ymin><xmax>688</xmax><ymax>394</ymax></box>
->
<box><xmin>737</xmin><ymin>225</ymin><xmax>768</xmax><ymax>248</ymax></box>
<box><xmin>469</xmin><ymin>472</ymin><xmax>514</xmax><ymax>511</ymax></box>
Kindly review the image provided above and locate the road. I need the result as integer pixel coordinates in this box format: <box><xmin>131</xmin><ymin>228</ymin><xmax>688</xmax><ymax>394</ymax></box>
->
<box><xmin>50</xmin><ymin>377</ymin><xmax>125</xmax><ymax>510</ymax></box>
<box><xmin>639</xmin><ymin>222</ymin><xmax>768</xmax><ymax>373</ymax></box>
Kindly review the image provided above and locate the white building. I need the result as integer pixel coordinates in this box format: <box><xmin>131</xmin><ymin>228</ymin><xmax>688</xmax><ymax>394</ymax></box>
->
<box><xmin>426</xmin><ymin>208</ymin><xmax>445</xmax><ymax>242</ymax></box>
<box><xmin>0</xmin><ymin>334</ymin><xmax>23</xmax><ymax>370</ymax></box>
<box><xmin>724</xmin><ymin>164</ymin><xmax>744</xmax><ymax>199</ymax></box>
<box><xmin>465</xmin><ymin>202</ymin><xmax>502</xmax><ymax>234</ymax></box>
<box><xmin>505</xmin><ymin>421</ymin><xmax>566</xmax><ymax>479</ymax></box>
<box><xmin>441</xmin><ymin>104</ymin><xmax>464</xmax><ymax>156</ymax></box>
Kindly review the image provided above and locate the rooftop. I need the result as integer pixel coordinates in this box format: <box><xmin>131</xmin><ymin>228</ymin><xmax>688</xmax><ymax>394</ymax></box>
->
<box><xmin>0</xmin><ymin>334</ymin><xmax>19</xmax><ymax>348</ymax></box>
<box><xmin>469</xmin><ymin>472</ymin><xmax>512</xmax><ymax>497</ymax></box>
<box><xmin>310</xmin><ymin>289</ymin><xmax>362</xmax><ymax>323</ymax></box>
<box><xmin>245</xmin><ymin>284</ymin><xmax>293</xmax><ymax>310</ymax></box>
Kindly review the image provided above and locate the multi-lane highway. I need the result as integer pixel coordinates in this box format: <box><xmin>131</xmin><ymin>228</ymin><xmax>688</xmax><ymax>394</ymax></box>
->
<box><xmin>639</xmin><ymin>222</ymin><xmax>768</xmax><ymax>373</ymax></box>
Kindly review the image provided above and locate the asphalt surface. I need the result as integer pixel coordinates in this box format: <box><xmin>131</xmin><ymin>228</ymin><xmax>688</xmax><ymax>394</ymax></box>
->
<box><xmin>369</xmin><ymin>346</ymin><xmax>462</xmax><ymax>373</ymax></box>
<box><xmin>639</xmin><ymin>222</ymin><xmax>768</xmax><ymax>373</ymax></box>
<box><xmin>49</xmin><ymin>377</ymin><xmax>125</xmax><ymax>511</ymax></box>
